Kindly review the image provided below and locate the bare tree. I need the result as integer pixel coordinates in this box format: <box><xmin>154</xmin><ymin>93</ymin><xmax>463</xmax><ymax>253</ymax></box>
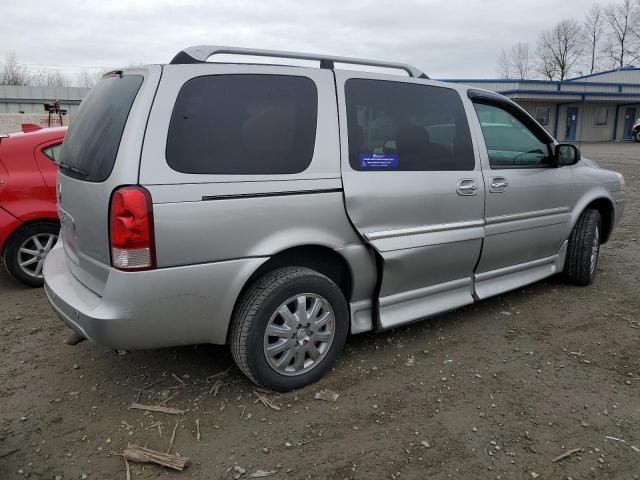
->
<box><xmin>511</xmin><ymin>42</ymin><xmax>533</xmax><ymax>79</ymax></box>
<box><xmin>0</xmin><ymin>52</ymin><xmax>32</xmax><ymax>85</ymax></box>
<box><xmin>583</xmin><ymin>3</ymin><xmax>606</xmax><ymax>74</ymax></box>
<box><xmin>45</xmin><ymin>70</ymin><xmax>71</xmax><ymax>87</ymax></box>
<box><xmin>496</xmin><ymin>43</ymin><xmax>532</xmax><ymax>79</ymax></box>
<box><xmin>536</xmin><ymin>45</ymin><xmax>559</xmax><ymax>80</ymax></box>
<box><xmin>78</xmin><ymin>68</ymin><xmax>99</xmax><ymax>88</ymax></box>
<box><xmin>603</xmin><ymin>0</ymin><xmax>639</xmax><ymax>68</ymax></box>
<box><xmin>536</xmin><ymin>19</ymin><xmax>584</xmax><ymax>80</ymax></box>
<box><xmin>31</xmin><ymin>69</ymin><xmax>72</xmax><ymax>88</ymax></box>
<box><xmin>496</xmin><ymin>48</ymin><xmax>512</xmax><ymax>78</ymax></box>
<box><xmin>77</xmin><ymin>67</ymin><xmax>115</xmax><ymax>88</ymax></box>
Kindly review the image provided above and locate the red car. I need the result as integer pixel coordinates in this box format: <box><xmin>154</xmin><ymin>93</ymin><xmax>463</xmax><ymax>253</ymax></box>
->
<box><xmin>0</xmin><ymin>125</ymin><xmax>66</xmax><ymax>286</ymax></box>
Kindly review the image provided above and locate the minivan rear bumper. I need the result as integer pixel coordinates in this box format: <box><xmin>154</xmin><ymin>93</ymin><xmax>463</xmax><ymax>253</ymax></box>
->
<box><xmin>43</xmin><ymin>241</ymin><xmax>268</xmax><ymax>350</ymax></box>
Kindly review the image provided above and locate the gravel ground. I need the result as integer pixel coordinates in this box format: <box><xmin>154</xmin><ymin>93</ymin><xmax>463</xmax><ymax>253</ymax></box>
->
<box><xmin>1</xmin><ymin>144</ymin><xmax>638</xmax><ymax>480</ymax></box>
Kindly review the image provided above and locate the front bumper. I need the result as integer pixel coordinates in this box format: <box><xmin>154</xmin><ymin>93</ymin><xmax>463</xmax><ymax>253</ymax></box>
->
<box><xmin>43</xmin><ymin>241</ymin><xmax>267</xmax><ymax>349</ymax></box>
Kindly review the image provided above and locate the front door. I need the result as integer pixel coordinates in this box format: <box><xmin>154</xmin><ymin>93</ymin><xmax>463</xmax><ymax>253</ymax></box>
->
<box><xmin>471</xmin><ymin>99</ymin><xmax>574</xmax><ymax>298</ymax></box>
<box><xmin>565</xmin><ymin>106</ymin><xmax>578</xmax><ymax>141</ymax></box>
<box><xmin>623</xmin><ymin>107</ymin><xmax>636</xmax><ymax>140</ymax></box>
<box><xmin>336</xmin><ymin>72</ymin><xmax>485</xmax><ymax>329</ymax></box>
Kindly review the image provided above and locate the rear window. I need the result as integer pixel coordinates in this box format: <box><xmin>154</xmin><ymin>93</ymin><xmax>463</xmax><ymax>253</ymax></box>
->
<box><xmin>166</xmin><ymin>74</ymin><xmax>318</xmax><ymax>175</ymax></box>
<box><xmin>60</xmin><ymin>74</ymin><xmax>143</xmax><ymax>181</ymax></box>
<box><xmin>345</xmin><ymin>79</ymin><xmax>474</xmax><ymax>171</ymax></box>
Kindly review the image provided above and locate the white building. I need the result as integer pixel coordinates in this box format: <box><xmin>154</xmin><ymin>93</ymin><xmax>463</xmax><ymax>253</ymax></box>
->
<box><xmin>444</xmin><ymin>66</ymin><xmax>640</xmax><ymax>142</ymax></box>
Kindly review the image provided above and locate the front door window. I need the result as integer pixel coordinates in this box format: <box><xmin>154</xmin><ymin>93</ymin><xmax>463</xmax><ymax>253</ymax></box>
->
<box><xmin>473</xmin><ymin>103</ymin><xmax>553</xmax><ymax>168</ymax></box>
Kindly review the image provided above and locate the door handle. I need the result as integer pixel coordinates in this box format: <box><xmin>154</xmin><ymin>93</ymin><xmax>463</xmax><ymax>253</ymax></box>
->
<box><xmin>490</xmin><ymin>177</ymin><xmax>508</xmax><ymax>193</ymax></box>
<box><xmin>456</xmin><ymin>179</ymin><xmax>478</xmax><ymax>196</ymax></box>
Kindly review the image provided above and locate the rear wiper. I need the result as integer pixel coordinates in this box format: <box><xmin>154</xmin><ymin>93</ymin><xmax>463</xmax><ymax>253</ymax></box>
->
<box><xmin>54</xmin><ymin>161</ymin><xmax>89</xmax><ymax>177</ymax></box>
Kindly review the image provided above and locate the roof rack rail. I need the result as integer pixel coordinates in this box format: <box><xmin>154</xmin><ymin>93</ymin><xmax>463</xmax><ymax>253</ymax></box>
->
<box><xmin>170</xmin><ymin>45</ymin><xmax>428</xmax><ymax>79</ymax></box>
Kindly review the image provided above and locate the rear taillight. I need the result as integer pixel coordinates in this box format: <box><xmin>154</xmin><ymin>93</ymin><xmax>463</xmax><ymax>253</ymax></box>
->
<box><xmin>109</xmin><ymin>186</ymin><xmax>155</xmax><ymax>270</ymax></box>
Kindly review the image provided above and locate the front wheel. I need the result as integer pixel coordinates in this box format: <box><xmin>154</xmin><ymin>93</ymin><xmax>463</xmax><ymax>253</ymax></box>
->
<box><xmin>230</xmin><ymin>267</ymin><xmax>348</xmax><ymax>391</ymax></box>
<box><xmin>562</xmin><ymin>209</ymin><xmax>601</xmax><ymax>286</ymax></box>
<box><xmin>634</xmin><ymin>131</ymin><xmax>640</xmax><ymax>143</ymax></box>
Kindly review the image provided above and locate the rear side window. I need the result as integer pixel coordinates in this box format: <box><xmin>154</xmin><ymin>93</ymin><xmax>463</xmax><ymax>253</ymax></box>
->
<box><xmin>61</xmin><ymin>74</ymin><xmax>143</xmax><ymax>181</ymax></box>
<box><xmin>166</xmin><ymin>75</ymin><xmax>318</xmax><ymax>175</ymax></box>
<box><xmin>345</xmin><ymin>79</ymin><xmax>474</xmax><ymax>171</ymax></box>
<box><xmin>42</xmin><ymin>143</ymin><xmax>62</xmax><ymax>161</ymax></box>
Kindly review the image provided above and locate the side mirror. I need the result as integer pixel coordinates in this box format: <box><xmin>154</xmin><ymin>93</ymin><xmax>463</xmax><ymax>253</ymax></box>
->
<box><xmin>555</xmin><ymin>143</ymin><xmax>580</xmax><ymax>166</ymax></box>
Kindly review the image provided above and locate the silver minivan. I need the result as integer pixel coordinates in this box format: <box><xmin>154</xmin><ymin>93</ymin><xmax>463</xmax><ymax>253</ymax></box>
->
<box><xmin>44</xmin><ymin>46</ymin><xmax>626</xmax><ymax>391</ymax></box>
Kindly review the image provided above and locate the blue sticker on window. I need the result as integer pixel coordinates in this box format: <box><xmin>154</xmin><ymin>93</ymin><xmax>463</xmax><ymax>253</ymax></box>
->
<box><xmin>359</xmin><ymin>153</ymin><xmax>398</xmax><ymax>169</ymax></box>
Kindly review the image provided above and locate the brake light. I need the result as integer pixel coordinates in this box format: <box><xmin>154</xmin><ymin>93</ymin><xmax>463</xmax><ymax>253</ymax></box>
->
<box><xmin>109</xmin><ymin>186</ymin><xmax>155</xmax><ymax>270</ymax></box>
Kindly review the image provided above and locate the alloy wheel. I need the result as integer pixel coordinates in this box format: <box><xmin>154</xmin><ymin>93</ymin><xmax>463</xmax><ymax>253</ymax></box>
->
<box><xmin>263</xmin><ymin>293</ymin><xmax>335</xmax><ymax>376</ymax></box>
<box><xmin>17</xmin><ymin>233</ymin><xmax>57</xmax><ymax>279</ymax></box>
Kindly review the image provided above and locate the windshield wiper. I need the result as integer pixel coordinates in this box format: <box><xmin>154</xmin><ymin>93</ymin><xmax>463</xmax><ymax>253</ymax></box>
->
<box><xmin>54</xmin><ymin>161</ymin><xmax>89</xmax><ymax>178</ymax></box>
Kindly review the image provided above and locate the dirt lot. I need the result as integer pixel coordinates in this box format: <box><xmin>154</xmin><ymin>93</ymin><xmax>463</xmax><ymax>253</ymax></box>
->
<box><xmin>1</xmin><ymin>144</ymin><xmax>639</xmax><ymax>480</ymax></box>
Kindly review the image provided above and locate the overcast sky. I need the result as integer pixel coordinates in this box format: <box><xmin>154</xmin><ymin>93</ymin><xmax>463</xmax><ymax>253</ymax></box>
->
<box><xmin>2</xmin><ymin>0</ymin><xmax>603</xmax><ymax>80</ymax></box>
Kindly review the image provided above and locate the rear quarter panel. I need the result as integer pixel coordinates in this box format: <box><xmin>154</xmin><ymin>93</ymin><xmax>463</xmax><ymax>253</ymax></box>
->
<box><xmin>0</xmin><ymin>137</ymin><xmax>58</xmax><ymax>223</ymax></box>
<box><xmin>149</xmin><ymin>188</ymin><xmax>362</xmax><ymax>266</ymax></box>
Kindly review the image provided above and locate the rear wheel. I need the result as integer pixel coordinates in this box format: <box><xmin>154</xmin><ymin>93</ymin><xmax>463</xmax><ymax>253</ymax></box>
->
<box><xmin>634</xmin><ymin>131</ymin><xmax>640</xmax><ymax>143</ymax></box>
<box><xmin>3</xmin><ymin>222</ymin><xmax>59</xmax><ymax>287</ymax></box>
<box><xmin>562</xmin><ymin>209</ymin><xmax>601</xmax><ymax>286</ymax></box>
<box><xmin>230</xmin><ymin>267</ymin><xmax>348</xmax><ymax>391</ymax></box>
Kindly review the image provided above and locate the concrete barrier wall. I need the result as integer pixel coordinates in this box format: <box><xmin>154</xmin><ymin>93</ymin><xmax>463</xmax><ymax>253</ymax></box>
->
<box><xmin>0</xmin><ymin>113</ymin><xmax>69</xmax><ymax>134</ymax></box>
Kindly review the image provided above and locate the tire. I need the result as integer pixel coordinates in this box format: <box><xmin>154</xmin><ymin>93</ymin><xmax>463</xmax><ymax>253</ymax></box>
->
<box><xmin>230</xmin><ymin>266</ymin><xmax>348</xmax><ymax>391</ymax></box>
<box><xmin>3</xmin><ymin>222</ymin><xmax>59</xmax><ymax>287</ymax></box>
<box><xmin>562</xmin><ymin>209</ymin><xmax>601</xmax><ymax>286</ymax></box>
<box><xmin>634</xmin><ymin>131</ymin><xmax>640</xmax><ymax>143</ymax></box>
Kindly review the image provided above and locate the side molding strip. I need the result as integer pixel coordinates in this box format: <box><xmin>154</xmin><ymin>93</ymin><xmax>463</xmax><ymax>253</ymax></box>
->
<box><xmin>366</xmin><ymin>219</ymin><xmax>485</xmax><ymax>241</ymax></box>
<box><xmin>485</xmin><ymin>206</ymin><xmax>570</xmax><ymax>225</ymax></box>
<box><xmin>368</xmin><ymin>207</ymin><xmax>571</xmax><ymax>242</ymax></box>
<box><xmin>202</xmin><ymin>188</ymin><xmax>343</xmax><ymax>201</ymax></box>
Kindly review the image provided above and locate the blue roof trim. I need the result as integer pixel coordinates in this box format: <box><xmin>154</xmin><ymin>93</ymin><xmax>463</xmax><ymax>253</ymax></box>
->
<box><xmin>441</xmin><ymin>78</ymin><xmax>640</xmax><ymax>88</ymax></box>
<box><xmin>567</xmin><ymin>66</ymin><xmax>640</xmax><ymax>81</ymax></box>
<box><xmin>442</xmin><ymin>78</ymin><xmax>556</xmax><ymax>84</ymax></box>
<box><xmin>497</xmin><ymin>89</ymin><xmax>640</xmax><ymax>98</ymax></box>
